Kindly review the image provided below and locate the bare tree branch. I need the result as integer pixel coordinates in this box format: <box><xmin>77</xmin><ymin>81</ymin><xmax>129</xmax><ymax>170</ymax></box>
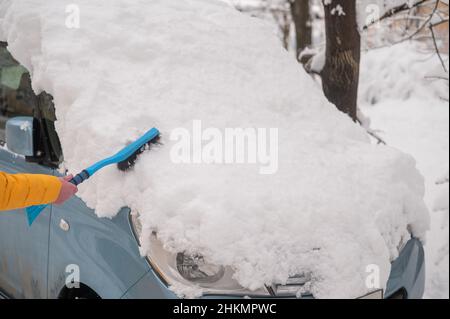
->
<box><xmin>356</xmin><ymin>118</ymin><xmax>387</xmax><ymax>145</ymax></box>
<box><xmin>363</xmin><ymin>0</ymin><xmax>433</xmax><ymax>29</ymax></box>
<box><xmin>399</xmin><ymin>0</ymin><xmax>441</xmax><ymax>41</ymax></box>
<box><xmin>430</xmin><ymin>21</ymin><xmax>448</xmax><ymax>73</ymax></box>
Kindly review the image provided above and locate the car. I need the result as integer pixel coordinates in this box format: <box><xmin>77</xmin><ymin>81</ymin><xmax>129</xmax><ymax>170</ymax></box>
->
<box><xmin>0</xmin><ymin>40</ymin><xmax>426</xmax><ymax>300</ymax></box>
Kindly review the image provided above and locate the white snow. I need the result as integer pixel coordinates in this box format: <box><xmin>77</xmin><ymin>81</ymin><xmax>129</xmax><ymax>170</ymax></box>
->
<box><xmin>360</xmin><ymin>42</ymin><xmax>449</xmax><ymax>299</ymax></box>
<box><xmin>0</xmin><ymin>0</ymin><xmax>430</xmax><ymax>298</ymax></box>
<box><xmin>299</xmin><ymin>47</ymin><xmax>326</xmax><ymax>74</ymax></box>
<box><xmin>331</xmin><ymin>5</ymin><xmax>346</xmax><ymax>16</ymax></box>
<box><xmin>359</xmin><ymin>43</ymin><xmax>449</xmax><ymax>105</ymax></box>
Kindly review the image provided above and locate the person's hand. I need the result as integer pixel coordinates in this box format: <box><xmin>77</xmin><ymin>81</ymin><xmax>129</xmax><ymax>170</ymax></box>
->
<box><xmin>54</xmin><ymin>175</ymin><xmax>78</xmax><ymax>205</ymax></box>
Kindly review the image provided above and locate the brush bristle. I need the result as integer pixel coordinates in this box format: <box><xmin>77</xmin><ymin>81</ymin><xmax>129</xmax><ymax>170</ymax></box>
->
<box><xmin>117</xmin><ymin>135</ymin><xmax>161</xmax><ymax>171</ymax></box>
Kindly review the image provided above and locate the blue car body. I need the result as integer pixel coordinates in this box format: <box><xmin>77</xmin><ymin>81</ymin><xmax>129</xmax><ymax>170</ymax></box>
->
<box><xmin>0</xmin><ymin>41</ymin><xmax>425</xmax><ymax>300</ymax></box>
<box><xmin>0</xmin><ymin>147</ymin><xmax>175</xmax><ymax>299</ymax></box>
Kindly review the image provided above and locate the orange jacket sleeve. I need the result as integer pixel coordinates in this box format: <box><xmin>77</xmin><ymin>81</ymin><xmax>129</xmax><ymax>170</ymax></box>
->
<box><xmin>0</xmin><ymin>172</ymin><xmax>62</xmax><ymax>211</ymax></box>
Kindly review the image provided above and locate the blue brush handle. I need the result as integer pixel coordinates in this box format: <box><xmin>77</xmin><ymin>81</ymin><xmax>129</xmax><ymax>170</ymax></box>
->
<box><xmin>25</xmin><ymin>127</ymin><xmax>160</xmax><ymax>226</ymax></box>
<box><xmin>70</xmin><ymin>170</ymin><xmax>90</xmax><ymax>186</ymax></box>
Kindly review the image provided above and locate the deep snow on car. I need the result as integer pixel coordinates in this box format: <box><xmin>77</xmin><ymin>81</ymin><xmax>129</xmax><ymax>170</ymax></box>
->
<box><xmin>0</xmin><ymin>0</ymin><xmax>429</xmax><ymax>298</ymax></box>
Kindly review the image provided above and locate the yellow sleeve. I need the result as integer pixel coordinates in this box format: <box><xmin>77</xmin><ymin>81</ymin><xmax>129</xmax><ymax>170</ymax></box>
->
<box><xmin>0</xmin><ymin>172</ymin><xmax>62</xmax><ymax>211</ymax></box>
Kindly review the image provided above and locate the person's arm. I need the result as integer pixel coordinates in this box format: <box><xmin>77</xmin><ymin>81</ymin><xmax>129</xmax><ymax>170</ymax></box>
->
<box><xmin>0</xmin><ymin>172</ymin><xmax>63</xmax><ymax>211</ymax></box>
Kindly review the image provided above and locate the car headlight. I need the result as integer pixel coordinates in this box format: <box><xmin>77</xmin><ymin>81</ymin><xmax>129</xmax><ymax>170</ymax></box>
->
<box><xmin>130</xmin><ymin>212</ymin><xmax>269</xmax><ymax>297</ymax></box>
<box><xmin>130</xmin><ymin>212</ymin><xmax>382</xmax><ymax>299</ymax></box>
<box><xmin>176</xmin><ymin>252</ymin><xmax>225</xmax><ymax>284</ymax></box>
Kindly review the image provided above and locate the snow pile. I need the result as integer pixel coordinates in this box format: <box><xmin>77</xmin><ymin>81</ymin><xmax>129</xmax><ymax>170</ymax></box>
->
<box><xmin>0</xmin><ymin>0</ymin><xmax>430</xmax><ymax>298</ymax></box>
<box><xmin>359</xmin><ymin>42</ymin><xmax>449</xmax><ymax>105</ymax></box>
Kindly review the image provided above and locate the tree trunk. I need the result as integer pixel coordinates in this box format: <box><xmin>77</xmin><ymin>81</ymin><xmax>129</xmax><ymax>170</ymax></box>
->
<box><xmin>321</xmin><ymin>0</ymin><xmax>360</xmax><ymax>121</ymax></box>
<box><xmin>290</xmin><ymin>0</ymin><xmax>312</xmax><ymax>58</ymax></box>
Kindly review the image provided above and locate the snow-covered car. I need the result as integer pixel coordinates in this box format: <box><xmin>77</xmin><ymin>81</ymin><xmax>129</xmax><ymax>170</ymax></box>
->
<box><xmin>0</xmin><ymin>0</ymin><xmax>429</xmax><ymax>299</ymax></box>
<box><xmin>0</xmin><ymin>92</ymin><xmax>426</xmax><ymax>299</ymax></box>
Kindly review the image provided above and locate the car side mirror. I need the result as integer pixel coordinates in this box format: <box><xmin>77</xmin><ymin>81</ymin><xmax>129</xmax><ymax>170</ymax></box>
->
<box><xmin>5</xmin><ymin>116</ymin><xmax>35</xmax><ymax>157</ymax></box>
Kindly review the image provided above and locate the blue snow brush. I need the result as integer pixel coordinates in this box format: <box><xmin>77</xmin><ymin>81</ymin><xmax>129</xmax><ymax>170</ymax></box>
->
<box><xmin>26</xmin><ymin>128</ymin><xmax>161</xmax><ymax>226</ymax></box>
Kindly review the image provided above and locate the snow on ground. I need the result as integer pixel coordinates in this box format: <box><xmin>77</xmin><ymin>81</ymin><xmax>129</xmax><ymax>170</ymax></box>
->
<box><xmin>360</xmin><ymin>42</ymin><xmax>449</xmax><ymax>299</ymax></box>
<box><xmin>0</xmin><ymin>0</ymin><xmax>430</xmax><ymax>298</ymax></box>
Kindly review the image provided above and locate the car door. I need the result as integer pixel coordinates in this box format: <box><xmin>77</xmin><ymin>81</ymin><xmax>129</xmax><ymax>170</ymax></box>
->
<box><xmin>0</xmin><ymin>42</ymin><xmax>53</xmax><ymax>298</ymax></box>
